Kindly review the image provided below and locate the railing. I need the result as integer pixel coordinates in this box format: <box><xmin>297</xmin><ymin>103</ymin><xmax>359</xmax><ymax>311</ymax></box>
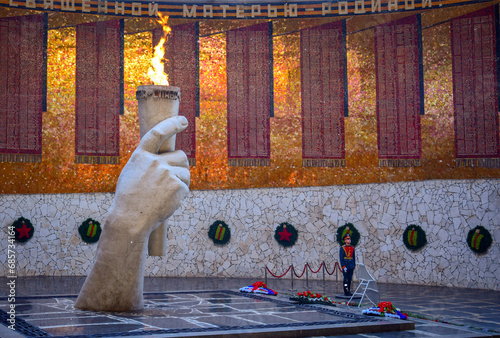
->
<box><xmin>265</xmin><ymin>261</ymin><xmax>342</xmax><ymax>290</ymax></box>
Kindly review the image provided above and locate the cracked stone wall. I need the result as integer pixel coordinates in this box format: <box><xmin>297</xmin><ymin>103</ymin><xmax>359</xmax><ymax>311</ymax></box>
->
<box><xmin>1</xmin><ymin>179</ymin><xmax>499</xmax><ymax>290</ymax></box>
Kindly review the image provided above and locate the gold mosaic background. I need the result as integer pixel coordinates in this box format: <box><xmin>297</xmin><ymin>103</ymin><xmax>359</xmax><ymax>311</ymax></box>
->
<box><xmin>1</xmin><ymin>4</ymin><xmax>499</xmax><ymax>194</ymax></box>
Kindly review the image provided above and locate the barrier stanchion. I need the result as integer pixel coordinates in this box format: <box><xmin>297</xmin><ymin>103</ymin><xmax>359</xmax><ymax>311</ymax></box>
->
<box><xmin>265</xmin><ymin>267</ymin><xmax>267</xmax><ymax>285</ymax></box>
<box><xmin>290</xmin><ymin>264</ymin><xmax>295</xmax><ymax>291</ymax></box>
<box><xmin>322</xmin><ymin>261</ymin><xmax>326</xmax><ymax>287</ymax></box>
<box><xmin>306</xmin><ymin>266</ymin><xmax>309</xmax><ymax>289</ymax></box>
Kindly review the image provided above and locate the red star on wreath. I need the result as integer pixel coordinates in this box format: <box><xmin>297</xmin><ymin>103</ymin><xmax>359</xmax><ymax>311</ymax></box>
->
<box><xmin>16</xmin><ymin>223</ymin><xmax>32</xmax><ymax>239</ymax></box>
<box><xmin>279</xmin><ymin>227</ymin><xmax>293</xmax><ymax>241</ymax></box>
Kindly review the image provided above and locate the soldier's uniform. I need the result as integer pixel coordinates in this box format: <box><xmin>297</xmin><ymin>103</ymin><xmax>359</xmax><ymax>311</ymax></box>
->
<box><xmin>339</xmin><ymin>234</ymin><xmax>356</xmax><ymax>296</ymax></box>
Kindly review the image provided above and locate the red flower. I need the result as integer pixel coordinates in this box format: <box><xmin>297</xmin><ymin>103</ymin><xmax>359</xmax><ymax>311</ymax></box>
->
<box><xmin>377</xmin><ymin>301</ymin><xmax>394</xmax><ymax>313</ymax></box>
<box><xmin>252</xmin><ymin>281</ymin><xmax>266</xmax><ymax>288</ymax></box>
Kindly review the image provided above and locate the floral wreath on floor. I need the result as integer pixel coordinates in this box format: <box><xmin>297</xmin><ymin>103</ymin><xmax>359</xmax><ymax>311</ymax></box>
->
<box><xmin>402</xmin><ymin>224</ymin><xmax>427</xmax><ymax>251</ymax></box>
<box><xmin>274</xmin><ymin>222</ymin><xmax>298</xmax><ymax>247</ymax></box>
<box><xmin>336</xmin><ymin>223</ymin><xmax>360</xmax><ymax>247</ymax></box>
<box><xmin>362</xmin><ymin>301</ymin><xmax>407</xmax><ymax>320</ymax></box>
<box><xmin>78</xmin><ymin>218</ymin><xmax>102</xmax><ymax>244</ymax></box>
<box><xmin>239</xmin><ymin>281</ymin><xmax>277</xmax><ymax>296</ymax></box>
<box><xmin>12</xmin><ymin>217</ymin><xmax>35</xmax><ymax>243</ymax></box>
<box><xmin>289</xmin><ymin>290</ymin><xmax>336</xmax><ymax>306</ymax></box>
<box><xmin>208</xmin><ymin>220</ymin><xmax>231</xmax><ymax>245</ymax></box>
<box><xmin>466</xmin><ymin>226</ymin><xmax>492</xmax><ymax>254</ymax></box>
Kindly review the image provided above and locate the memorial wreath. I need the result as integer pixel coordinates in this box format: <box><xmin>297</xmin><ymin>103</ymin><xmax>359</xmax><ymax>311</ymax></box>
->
<box><xmin>12</xmin><ymin>217</ymin><xmax>34</xmax><ymax>243</ymax></box>
<box><xmin>336</xmin><ymin>223</ymin><xmax>360</xmax><ymax>246</ymax></box>
<box><xmin>208</xmin><ymin>220</ymin><xmax>231</xmax><ymax>245</ymax></box>
<box><xmin>78</xmin><ymin>218</ymin><xmax>102</xmax><ymax>244</ymax></box>
<box><xmin>274</xmin><ymin>222</ymin><xmax>298</xmax><ymax>247</ymax></box>
<box><xmin>402</xmin><ymin>224</ymin><xmax>427</xmax><ymax>251</ymax></box>
<box><xmin>466</xmin><ymin>225</ymin><xmax>492</xmax><ymax>254</ymax></box>
<box><xmin>289</xmin><ymin>290</ymin><xmax>336</xmax><ymax>306</ymax></box>
<box><xmin>362</xmin><ymin>301</ymin><xmax>407</xmax><ymax>320</ymax></box>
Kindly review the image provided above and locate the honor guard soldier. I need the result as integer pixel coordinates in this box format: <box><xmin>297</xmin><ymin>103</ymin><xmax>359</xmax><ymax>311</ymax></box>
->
<box><xmin>339</xmin><ymin>233</ymin><xmax>356</xmax><ymax>296</ymax></box>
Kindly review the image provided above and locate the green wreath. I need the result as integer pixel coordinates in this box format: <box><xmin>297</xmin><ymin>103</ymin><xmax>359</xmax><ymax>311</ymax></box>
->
<box><xmin>78</xmin><ymin>218</ymin><xmax>102</xmax><ymax>244</ymax></box>
<box><xmin>402</xmin><ymin>224</ymin><xmax>427</xmax><ymax>251</ymax></box>
<box><xmin>12</xmin><ymin>217</ymin><xmax>34</xmax><ymax>243</ymax></box>
<box><xmin>466</xmin><ymin>226</ymin><xmax>492</xmax><ymax>254</ymax></box>
<box><xmin>336</xmin><ymin>223</ymin><xmax>360</xmax><ymax>247</ymax></box>
<box><xmin>208</xmin><ymin>220</ymin><xmax>231</xmax><ymax>245</ymax></box>
<box><xmin>274</xmin><ymin>222</ymin><xmax>298</xmax><ymax>247</ymax></box>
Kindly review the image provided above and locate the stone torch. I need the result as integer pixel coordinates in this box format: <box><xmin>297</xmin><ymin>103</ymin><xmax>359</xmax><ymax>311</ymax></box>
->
<box><xmin>136</xmin><ymin>85</ymin><xmax>181</xmax><ymax>256</ymax></box>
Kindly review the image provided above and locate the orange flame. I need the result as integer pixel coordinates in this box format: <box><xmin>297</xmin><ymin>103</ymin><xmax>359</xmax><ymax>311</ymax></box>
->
<box><xmin>148</xmin><ymin>13</ymin><xmax>171</xmax><ymax>86</ymax></box>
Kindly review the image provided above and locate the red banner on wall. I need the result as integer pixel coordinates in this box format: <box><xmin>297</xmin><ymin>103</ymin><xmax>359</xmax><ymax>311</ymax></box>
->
<box><xmin>375</xmin><ymin>14</ymin><xmax>423</xmax><ymax>167</ymax></box>
<box><xmin>226</xmin><ymin>22</ymin><xmax>272</xmax><ymax>166</ymax></box>
<box><xmin>0</xmin><ymin>14</ymin><xmax>47</xmax><ymax>163</ymax></box>
<box><xmin>301</xmin><ymin>20</ymin><xmax>347</xmax><ymax>168</ymax></box>
<box><xmin>75</xmin><ymin>20</ymin><xmax>123</xmax><ymax>164</ymax></box>
<box><xmin>153</xmin><ymin>22</ymin><xmax>199</xmax><ymax>166</ymax></box>
<box><xmin>451</xmin><ymin>5</ymin><xmax>500</xmax><ymax>168</ymax></box>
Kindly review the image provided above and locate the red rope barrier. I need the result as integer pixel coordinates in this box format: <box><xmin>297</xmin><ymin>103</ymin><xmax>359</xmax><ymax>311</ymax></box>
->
<box><xmin>324</xmin><ymin>262</ymin><xmax>341</xmax><ymax>275</ymax></box>
<box><xmin>266</xmin><ymin>265</ymin><xmax>292</xmax><ymax>278</ymax></box>
<box><xmin>293</xmin><ymin>264</ymin><xmax>307</xmax><ymax>278</ymax></box>
<box><xmin>267</xmin><ymin>262</ymin><xmax>340</xmax><ymax>278</ymax></box>
<box><xmin>307</xmin><ymin>262</ymin><xmax>323</xmax><ymax>274</ymax></box>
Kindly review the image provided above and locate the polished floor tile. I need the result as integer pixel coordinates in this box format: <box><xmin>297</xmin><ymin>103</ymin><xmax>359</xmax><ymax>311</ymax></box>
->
<box><xmin>0</xmin><ymin>276</ymin><xmax>499</xmax><ymax>337</ymax></box>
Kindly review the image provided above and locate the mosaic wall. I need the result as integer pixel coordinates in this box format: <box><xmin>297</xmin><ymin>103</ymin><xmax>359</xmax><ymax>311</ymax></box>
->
<box><xmin>1</xmin><ymin>179</ymin><xmax>498</xmax><ymax>290</ymax></box>
<box><xmin>1</xmin><ymin>5</ymin><xmax>500</xmax><ymax>195</ymax></box>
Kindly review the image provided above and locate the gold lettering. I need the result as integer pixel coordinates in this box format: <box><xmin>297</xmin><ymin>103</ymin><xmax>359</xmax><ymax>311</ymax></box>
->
<box><xmin>267</xmin><ymin>4</ymin><xmax>277</xmax><ymax>17</ymax></box>
<box><xmin>82</xmin><ymin>0</ymin><xmax>91</xmax><ymax>12</ymax></box>
<box><xmin>354</xmin><ymin>0</ymin><xmax>365</xmax><ymax>13</ymax></box>
<box><xmin>115</xmin><ymin>1</ymin><xmax>125</xmax><ymax>15</ymax></box>
<box><xmin>132</xmin><ymin>2</ymin><xmax>141</xmax><ymax>16</ymax></box>
<box><xmin>371</xmin><ymin>0</ymin><xmax>381</xmax><ymax>12</ymax></box>
<box><xmin>284</xmin><ymin>3</ymin><xmax>298</xmax><ymax>17</ymax></box>
<box><xmin>98</xmin><ymin>0</ymin><xmax>108</xmax><ymax>14</ymax></box>
<box><xmin>9</xmin><ymin>0</ymin><xmax>18</xmax><ymax>8</ymax></box>
<box><xmin>183</xmin><ymin>4</ymin><xmax>197</xmax><ymax>17</ymax></box>
<box><xmin>405</xmin><ymin>0</ymin><xmax>414</xmax><ymax>10</ymax></box>
<box><xmin>388</xmin><ymin>0</ymin><xmax>398</xmax><ymax>11</ymax></box>
<box><xmin>236</xmin><ymin>5</ymin><xmax>245</xmax><ymax>18</ymax></box>
<box><xmin>422</xmin><ymin>0</ymin><xmax>432</xmax><ymax>8</ymax></box>
<box><xmin>148</xmin><ymin>2</ymin><xmax>157</xmax><ymax>16</ymax></box>
<box><xmin>322</xmin><ymin>2</ymin><xmax>332</xmax><ymax>15</ymax></box>
<box><xmin>251</xmin><ymin>4</ymin><xmax>261</xmax><ymax>17</ymax></box>
<box><xmin>43</xmin><ymin>0</ymin><xmax>53</xmax><ymax>9</ymax></box>
<box><xmin>338</xmin><ymin>1</ymin><xmax>348</xmax><ymax>14</ymax></box>
<box><xmin>203</xmin><ymin>5</ymin><xmax>213</xmax><ymax>18</ymax></box>
<box><xmin>220</xmin><ymin>5</ymin><xmax>229</xmax><ymax>18</ymax></box>
<box><xmin>61</xmin><ymin>0</ymin><xmax>76</xmax><ymax>11</ymax></box>
<box><xmin>26</xmin><ymin>0</ymin><xmax>36</xmax><ymax>8</ymax></box>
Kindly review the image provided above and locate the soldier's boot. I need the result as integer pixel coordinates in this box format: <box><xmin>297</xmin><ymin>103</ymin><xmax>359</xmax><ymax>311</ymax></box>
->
<box><xmin>343</xmin><ymin>284</ymin><xmax>350</xmax><ymax>296</ymax></box>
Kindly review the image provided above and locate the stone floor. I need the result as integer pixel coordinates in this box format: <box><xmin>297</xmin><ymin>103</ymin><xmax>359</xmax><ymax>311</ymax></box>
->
<box><xmin>0</xmin><ymin>276</ymin><xmax>499</xmax><ymax>338</ymax></box>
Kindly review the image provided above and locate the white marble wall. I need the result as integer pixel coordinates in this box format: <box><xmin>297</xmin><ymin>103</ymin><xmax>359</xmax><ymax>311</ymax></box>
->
<box><xmin>1</xmin><ymin>179</ymin><xmax>499</xmax><ymax>290</ymax></box>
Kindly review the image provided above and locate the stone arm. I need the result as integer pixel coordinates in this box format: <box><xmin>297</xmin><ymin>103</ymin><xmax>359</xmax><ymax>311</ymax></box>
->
<box><xmin>75</xmin><ymin>116</ymin><xmax>190</xmax><ymax>312</ymax></box>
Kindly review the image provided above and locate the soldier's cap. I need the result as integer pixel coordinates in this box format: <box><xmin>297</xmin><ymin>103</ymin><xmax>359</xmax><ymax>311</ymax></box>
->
<box><xmin>343</xmin><ymin>233</ymin><xmax>351</xmax><ymax>240</ymax></box>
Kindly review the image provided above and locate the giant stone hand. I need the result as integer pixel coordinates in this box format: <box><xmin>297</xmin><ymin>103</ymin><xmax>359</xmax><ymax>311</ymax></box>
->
<box><xmin>75</xmin><ymin>116</ymin><xmax>190</xmax><ymax>312</ymax></box>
